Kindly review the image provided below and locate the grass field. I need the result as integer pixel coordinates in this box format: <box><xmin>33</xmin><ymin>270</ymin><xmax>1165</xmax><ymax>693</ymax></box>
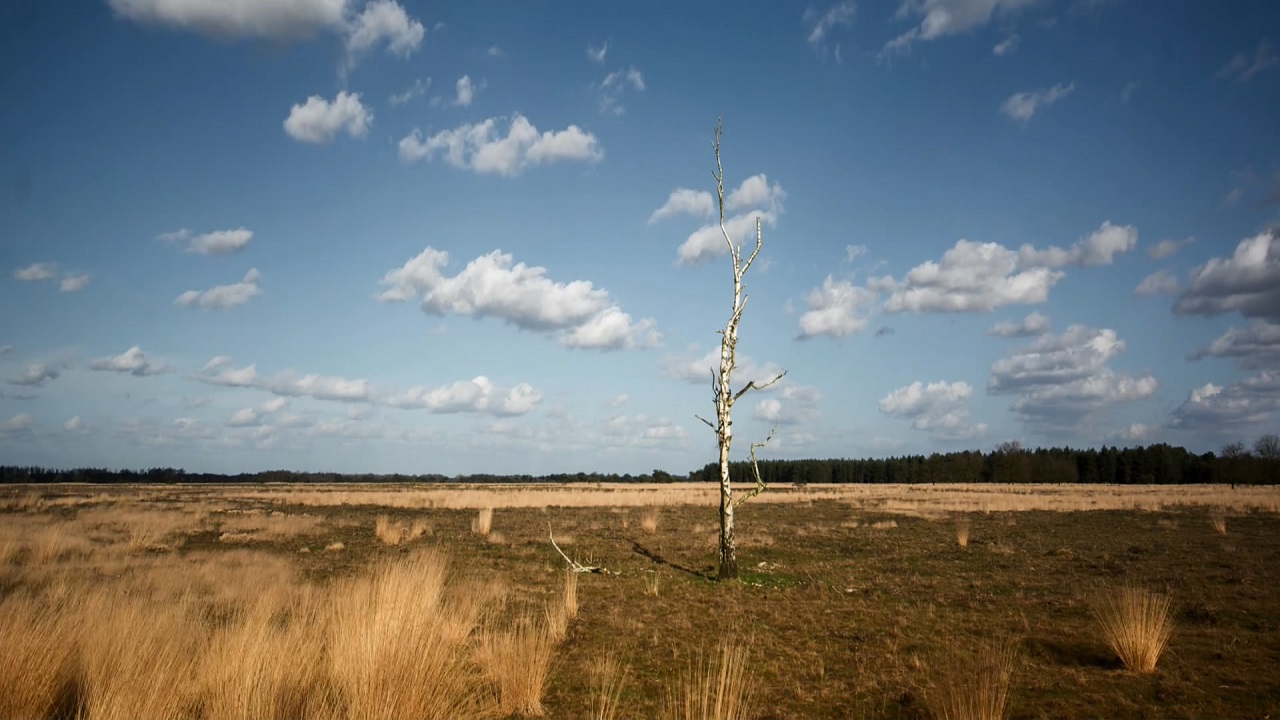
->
<box><xmin>1</xmin><ymin>482</ymin><xmax>1278</xmax><ymax>719</ymax></box>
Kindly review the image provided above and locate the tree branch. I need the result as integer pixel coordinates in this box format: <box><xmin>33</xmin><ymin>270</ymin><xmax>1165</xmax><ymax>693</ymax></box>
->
<box><xmin>549</xmin><ymin>523</ymin><xmax>613</xmax><ymax>574</ymax></box>
<box><xmin>734</xmin><ymin>428</ymin><xmax>775</xmax><ymax>509</ymax></box>
<box><xmin>732</xmin><ymin>370</ymin><xmax>787</xmax><ymax>403</ymax></box>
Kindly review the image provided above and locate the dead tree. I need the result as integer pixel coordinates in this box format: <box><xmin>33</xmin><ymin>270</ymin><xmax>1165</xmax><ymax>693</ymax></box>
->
<box><xmin>696</xmin><ymin>118</ymin><xmax>785</xmax><ymax>580</ymax></box>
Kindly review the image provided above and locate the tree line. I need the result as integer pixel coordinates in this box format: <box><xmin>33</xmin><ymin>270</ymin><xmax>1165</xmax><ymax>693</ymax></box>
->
<box><xmin>2</xmin><ymin>436</ymin><xmax>1277</xmax><ymax>486</ymax></box>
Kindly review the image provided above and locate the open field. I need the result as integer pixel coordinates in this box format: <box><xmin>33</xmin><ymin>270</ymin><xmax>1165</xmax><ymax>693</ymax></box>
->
<box><xmin>1</xmin><ymin>482</ymin><xmax>1278</xmax><ymax>719</ymax></box>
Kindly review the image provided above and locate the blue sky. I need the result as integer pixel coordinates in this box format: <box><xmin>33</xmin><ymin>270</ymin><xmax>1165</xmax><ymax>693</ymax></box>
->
<box><xmin>2</xmin><ymin>0</ymin><xmax>1279</xmax><ymax>475</ymax></box>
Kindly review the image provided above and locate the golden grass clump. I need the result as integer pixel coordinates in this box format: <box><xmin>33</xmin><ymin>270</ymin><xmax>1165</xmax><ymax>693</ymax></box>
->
<box><xmin>477</xmin><ymin>613</ymin><xmax>557</xmax><ymax>717</ymax></box>
<box><xmin>0</xmin><ymin>592</ymin><xmax>79</xmax><ymax>719</ymax></box>
<box><xmin>640</xmin><ymin>508</ymin><xmax>660</xmax><ymax>534</ymax></box>
<box><xmin>562</xmin><ymin>568</ymin><xmax>579</xmax><ymax>620</ymax></box>
<box><xmin>922</xmin><ymin>637</ymin><xmax>1018</xmax><ymax>720</ymax></box>
<box><xmin>955</xmin><ymin>518</ymin><xmax>971</xmax><ymax>548</ymax></box>
<box><xmin>1210</xmin><ymin>510</ymin><xmax>1227</xmax><ymax>535</ymax></box>
<box><xmin>472</xmin><ymin>507</ymin><xmax>494</xmax><ymax>536</ymax></box>
<box><xmin>375</xmin><ymin>515</ymin><xmax>432</xmax><ymax>545</ymax></box>
<box><xmin>1093</xmin><ymin>585</ymin><xmax>1174</xmax><ymax>672</ymax></box>
<box><xmin>664</xmin><ymin>639</ymin><xmax>755</xmax><ymax>720</ymax></box>
<box><xmin>645</xmin><ymin>571</ymin><xmax>661</xmax><ymax>597</ymax></box>
<box><xmin>590</xmin><ymin>653</ymin><xmax>630</xmax><ymax>720</ymax></box>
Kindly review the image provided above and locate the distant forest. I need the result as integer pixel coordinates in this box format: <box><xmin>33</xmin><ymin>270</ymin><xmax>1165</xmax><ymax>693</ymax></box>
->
<box><xmin>2</xmin><ymin>438</ymin><xmax>1278</xmax><ymax>486</ymax></box>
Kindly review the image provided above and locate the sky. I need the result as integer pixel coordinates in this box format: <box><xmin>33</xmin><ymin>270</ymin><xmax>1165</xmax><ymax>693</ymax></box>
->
<box><xmin>2</xmin><ymin>0</ymin><xmax>1279</xmax><ymax>476</ymax></box>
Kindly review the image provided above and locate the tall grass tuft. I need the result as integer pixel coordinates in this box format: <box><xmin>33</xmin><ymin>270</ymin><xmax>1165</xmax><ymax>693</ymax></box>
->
<box><xmin>664</xmin><ymin>639</ymin><xmax>755</xmax><ymax>720</ymax></box>
<box><xmin>1093</xmin><ymin>585</ymin><xmax>1174</xmax><ymax>672</ymax></box>
<box><xmin>477</xmin><ymin>613</ymin><xmax>556</xmax><ymax>717</ymax></box>
<box><xmin>1210</xmin><ymin>510</ymin><xmax>1227</xmax><ymax>535</ymax></box>
<box><xmin>923</xmin><ymin>637</ymin><xmax>1018</xmax><ymax>720</ymax></box>
<box><xmin>640</xmin><ymin>508</ymin><xmax>660</xmax><ymax>534</ymax></box>
<box><xmin>955</xmin><ymin>519</ymin><xmax>971</xmax><ymax>548</ymax></box>
<box><xmin>0</xmin><ymin>593</ymin><xmax>78</xmax><ymax>719</ymax></box>
<box><xmin>590</xmin><ymin>653</ymin><xmax>630</xmax><ymax>720</ymax></box>
<box><xmin>472</xmin><ymin>507</ymin><xmax>494</xmax><ymax>537</ymax></box>
<box><xmin>562</xmin><ymin>568</ymin><xmax>579</xmax><ymax>620</ymax></box>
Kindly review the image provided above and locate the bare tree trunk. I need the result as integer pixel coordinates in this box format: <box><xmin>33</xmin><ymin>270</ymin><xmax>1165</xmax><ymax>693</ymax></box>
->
<box><xmin>698</xmin><ymin>118</ymin><xmax>783</xmax><ymax>581</ymax></box>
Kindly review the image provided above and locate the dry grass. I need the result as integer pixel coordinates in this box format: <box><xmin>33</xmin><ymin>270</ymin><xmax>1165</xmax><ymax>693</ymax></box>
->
<box><xmin>589</xmin><ymin>653</ymin><xmax>630</xmax><ymax>720</ymax></box>
<box><xmin>562</xmin><ymin>569</ymin><xmax>579</xmax><ymax>620</ymax></box>
<box><xmin>955</xmin><ymin>519</ymin><xmax>971</xmax><ymax>548</ymax></box>
<box><xmin>645</xmin><ymin>571</ymin><xmax>661</xmax><ymax>597</ymax></box>
<box><xmin>478</xmin><ymin>613</ymin><xmax>557</xmax><ymax>717</ymax></box>
<box><xmin>0</xmin><ymin>592</ymin><xmax>78</xmax><ymax>719</ymax></box>
<box><xmin>375</xmin><ymin>515</ymin><xmax>432</xmax><ymax>545</ymax></box>
<box><xmin>922</xmin><ymin>637</ymin><xmax>1018</xmax><ymax>720</ymax></box>
<box><xmin>472</xmin><ymin>507</ymin><xmax>494</xmax><ymax>537</ymax></box>
<box><xmin>1093</xmin><ymin>585</ymin><xmax>1175</xmax><ymax>672</ymax></box>
<box><xmin>871</xmin><ymin>520</ymin><xmax>898</xmax><ymax>530</ymax></box>
<box><xmin>640</xmin><ymin>508</ymin><xmax>660</xmax><ymax>534</ymax></box>
<box><xmin>1210</xmin><ymin>510</ymin><xmax>1227</xmax><ymax>535</ymax></box>
<box><xmin>664</xmin><ymin>639</ymin><xmax>755</xmax><ymax>720</ymax></box>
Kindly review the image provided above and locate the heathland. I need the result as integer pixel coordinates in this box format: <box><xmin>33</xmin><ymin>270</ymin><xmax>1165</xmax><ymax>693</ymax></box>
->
<box><xmin>1</xmin><ymin>482</ymin><xmax>1278</xmax><ymax>719</ymax></box>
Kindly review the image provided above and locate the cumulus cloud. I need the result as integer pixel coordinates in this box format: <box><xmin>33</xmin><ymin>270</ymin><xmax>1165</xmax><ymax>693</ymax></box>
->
<box><xmin>804</xmin><ymin>1</ymin><xmax>855</xmax><ymax>60</ymax></box>
<box><xmin>0</xmin><ymin>413</ymin><xmax>34</xmax><ymax>434</ymax></box>
<box><xmin>1147</xmin><ymin>236</ymin><xmax>1194</xmax><ymax>260</ymax></box>
<box><xmin>64</xmin><ymin>416</ymin><xmax>84</xmax><ymax>433</ymax></box>
<box><xmin>1170</xmin><ymin>372</ymin><xmax>1280</xmax><ymax>433</ymax></box>
<box><xmin>284</xmin><ymin>91</ymin><xmax>372</xmax><ymax>143</ymax></box>
<box><xmin>451</xmin><ymin>75</ymin><xmax>476</xmax><ymax>106</ymax></box>
<box><xmin>1215</xmin><ymin>40</ymin><xmax>1279</xmax><ymax>83</ymax></box>
<box><xmin>9</xmin><ymin>361</ymin><xmax>69</xmax><ymax>387</ymax></box>
<box><xmin>886</xmin><ymin>0</ymin><xmax>1037</xmax><ymax>53</ymax></box>
<box><xmin>879</xmin><ymin>380</ymin><xmax>988</xmax><ymax>440</ymax></box>
<box><xmin>797</xmin><ymin>276</ymin><xmax>877</xmax><ymax>338</ymax></box>
<box><xmin>1001</xmin><ymin>82</ymin><xmax>1075</xmax><ymax>123</ymax></box>
<box><xmin>344</xmin><ymin>0</ymin><xmax>424</xmax><ymax>60</ymax></box>
<box><xmin>105</xmin><ymin>0</ymin><xmax>346</xmax><ymax>39</ymax></box>
<box><xmin>1135</xmin><ymin>270</ymin><xmax>1179</xmax><ymax>296</ymax></box>
<box><xmin>648</xmin><ymin>188</ymin><xmax>715</xmax><ymax>224</ymax></box>
<box><xmin>175</xmin><ymin>268</ymin><xmax>262</xmax><ymax>310</ymax></box>
<box><xmin>987</xmin><ymin>311</ymin><xmax>1050</xmax><ymax>338</ymax></box>
<box><xmin>596</xmin><ymin>66</ymin><xmax>645</xmax><ymax>115</ymax></box>
<box><xmin>1107</xmin><ymin>423</ymin><xmax>1159</xmax><ymax>445</ymax></box>
<box><xmin>993</xmin><ymin>34</ymin><xmax>1020</xmax><ymax>56</ymax></box>
<box><xmin>753</xmin><ymin>384</ymin><xmax>822</xmax><ymax>425</ymax></box>
<box><xmin>226</xmin><ymin>397</ymin><xmax>289</xmax><ymax>427</ymax></box>
<box><xmin>1018</xmin><ymin>221</ymin><xmax>1137</xmax><ymax>268</ymax></box>
<box><xmin>1174</xmin><ymin>231</ymin><xmax>1280</xmax><ymax>321</ymax></box>
<box><xmin>160</xmin><ymin>227</ymin><xmax>253</xmax><ymax>255</ymax></box>
<box><xmin>384</xmin><ymin>376</ymin><xmax>541</xmax><ymax>415</ymax></box>
<box><xmin>664</xmin><ymin>174</ymin><xmax>785</xmax><ymax>265</ymax></box>
<box><xmin>89</xmin><ymin>346</ymin><xmax>172</xmax><ymax>376</ymax></box>
<box><xmin>877</xmin><ymin>240</ymin><xmax>1064</xmax><ymax>313</ymax></box>
<box><xmin>1189</xmin><ymin>320</ymin><xmax>1280</xmax><ymax>370</ymax></box>
<box><xmin>197</xmin><ymin>356</ymin><xmax>373</xmax><ymax>402</ymax></box>
<box><xmin>377</xmin><ymin>247</ymin><xmax>656</xmax><ymax>350</ymax></box>
<box><xmin>988</xmin><ymin>325</ymin><xmax>1158</xmax><ymax>434</ymax></box>
<box><xmin>14</xmin><ymin>263</ymin><xmax>57</xmax><ymax>281</ymax></box>
<box><xmin>399</xmin><ymin>113</ymin><xmax>602</xmax><ymax>175</ymax></box>
<box><xmin>59</xmin><ymin>274</ymin><xmax>91</xmax><ymax>292</ymax></box>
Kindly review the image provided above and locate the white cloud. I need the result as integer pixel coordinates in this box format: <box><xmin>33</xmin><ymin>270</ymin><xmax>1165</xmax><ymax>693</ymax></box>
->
<box><xmin>1147</xmin><ymin>236</ymin><xmax>1193</xmax><ymax>260</ymax></box>
<box><xmin>878</xmin><ymin>240</ymin><xmax>1064</xmax><ymax>313</ymax></box>
<box><xmin>596</xmin><ymin>66</ymin><xmax>645</xmax><ymax>115</ymax></box>
<box><xmin>226</xmin><ymin>397</ymin><xmax>289</xmax><ymax>427</ymax></box>
<box><xmin>661</xmin><ymin>347</ymin><xmax>784</xmax><ymax>389</ymax></box>
<box><xmin>344</xmin><ymin>0</ymin><xmax>424</xmax><ymax>60</ymax></box>
<box><xmin>987</xmin><ymin>311</ymin><xmax>1050</xmax><ymax>337</ymax></box>
<box><xmin>105</xmin><ymin>0</ymin><xmax>346</xmax><ymax>39</ymax></box>
<box><xmin>1134</xmin><ymin>270</ymin><xmax>1179</xmax><ymax>296</ymax></box>
<box><xmin>59</xmin><ymin>274</ymin><xmax>91</xmax><ymax>292</ymax></box>
<box><xmin>797</xmin><ymin>276</ymin><xmax>877</xmax><ymax>338</ymax></box>
<box><xmin>668</xmin><ymin>175</ymin><xmax>785</xmax><ymax>265</ymax></box>
<box><xmin>804</xmin><ymin>1</ymin><xmax>856</xmax><ymax>46</ymax></box>
<box><xmin>9</xmin><ymin>361</ymin><xmax>68</xmax><ymax>387</ymax></box>
<box><xmin>1018</xmin><ymin>221</ymin><xmax>1137</xmax><ymax>268</ymax></box>
<box><xmin>389</xmin><ymin>77</ymin><xmax>430</xmax><ymax>106</ymax></box>
<box><xmin>399</xmin><ymin>114</ymin><xmax>602</xmax><ymax>176</ymax></box>
<box><xmin>452</xmin><ymin>75</ymin><xmax>476</xmax><ymax>106</ymax></box>
<box><xmin>64</xmin><ymin>416</ymin><xmax>83</xmax><ymax>432</ymax></box>
<box><xmin>284</xmin><ymin>92</ymin><xmax>372</xmax><ymax>144</ymax></box>
<box><xmin>988</xmin><ymin>325</ymin><xmax>1158</xmax><ymax>434</ymax></box>
<box><xmin>197</xmin><ymin>356</ymin><xmax>373</xmax><ymax>402</ymax></box>
<box><xmin>175</xmin><ymin>268</ymin><xmax>262</xmax><ymax>310</ymax></box>
<box><xmin>993</xmin><ymin>34</ymin><xmax>1020</xmax><ymax>56</ymax></box>
<box><xmin>486</xmin><ymin>46</ymin><xmax>504</xmax><ymax>58</ymax></box>
<box><xmin>648</xmin><ymin>189</ymin><xmax>715</xmax><ymax>224</ymax></box>
<box><xmin>1</xmin><ymin>413</ymin><xmax>34</xmax><ymax>433</ymax></box>
<box><xmin>161</xmin><ymin>227</ymin><xmax>253</xmax><ymax>255</ymax></box>
<box><xmin>1174</xmin><ymin>231</ymin><xmax>1280</xmax><ymax>321</ymax></box>
<box><xmin>753</xmin><ymin>383</ymin><xmax>822</xmax><ymax>425</ymax></box>
<box><xmin>587</xmin><ymin>40</ymin><xmax>610</xmax><ymax>64</ymax></box>
<box><xmin>886</xmin><ymin>0</ymin><xmax>1037</xmax><ymax>53</ymax></box>
<box><xmin>378</xmin><ymin>247</ymin><xmax>655</xmax><ymax>350</ymax></box>
<box><xmin>1189</xmin><ymin>320</ymin><xmax>1280</xmax><ymax>370</ymax></box>
<box><xmin>1170</xmin><ymin>372</ymin><xmax>1280</xmax><ymax>432</ymax></box>
<box><xmin>1215</xmin><ymin>40</ymin><xmax>1279</xmax><ymax>83</ymax></box>
<box><xmin>608</xmin><ymin>393</ymin><xmax>629</xmax><ymax>408</ymax></box>
<box><xmin>14</xmin><ymin>263</ymin><xmax>56</xmax><ymax>281</ymax></box>
<box><xmin>383</xmin><ymin>376</ymin><xmax>541</xmax><ymax>415</ymax></box>
<box><xmin>1001</xmin><ymin>82</ymin><xmax>1075</xmax><ymax>123</ymax></box>
<box><xmin>879</xmin><ymin>380</ymin><xmax>988</xmax><ymax>440</ymax></box>
<box><xmin>1107</xmin><ymin>423</ymin><xmax>1159</xmax><ymax>445</ymax></box>
<box><xmin>89</xmin><ymin>346</ymin><xmax>172</xmax><ymax>376</ymax></box>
